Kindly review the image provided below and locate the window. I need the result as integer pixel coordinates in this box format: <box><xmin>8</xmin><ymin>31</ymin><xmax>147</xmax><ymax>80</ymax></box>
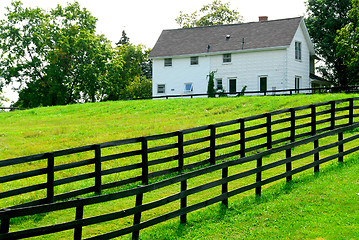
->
<box><xmin>184</xmin><ymin>83</ymin><xmax>193</xmax><ymax>92</ymax></box>
<box><xmin>223</xmin><ymin>54</ymin><xmax>231</xmax><ymax>63</ymax></box>
<box><xmin>216</xmin><ymin>79</ymin><xmax>223</xmax><ymax>90</ymax></box>
<box><xmin>157</xmin><ymin>84</ymin><xmax>165</xmax><ymax>94</ymax></box>
<box><xmin>295</xmin><ymin>76</ymin><xmax>301</xmax><ymax>93</ymax></box>
<box><xmin>260</xmin><ymin>76</ymin><xmax>267</xmax><ymax>92</ymax></box>
<box><xmin>164</xmin><ymin>58</ymin><xmax>172</xmax><ymax>67</ymax></box>
<box><xmin>295</xmin><ymin>41</ymin><xmax>301</xmax><ymax>60</ymax></box>
<box><xmin>190</xmin><ymin>56</ymin><xmax>199</xmax><ymax>65</ymax></box>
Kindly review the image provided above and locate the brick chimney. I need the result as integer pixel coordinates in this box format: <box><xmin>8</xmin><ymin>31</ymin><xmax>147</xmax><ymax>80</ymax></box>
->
<box><xmin>259</xmin><ymin>16</ymin><xmax>268</xmax><ymax>22</ymax></box>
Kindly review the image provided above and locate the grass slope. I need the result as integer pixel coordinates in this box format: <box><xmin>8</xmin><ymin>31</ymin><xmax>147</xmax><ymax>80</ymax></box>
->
<box><xmin>1</xmin><ymin>93</ymin><xmax>359</xmax><ymax>160</ymax></box>
<box><xmin>142</xmin><ymin>154</ymin><xmax>359</xmax><ymax>240</ymax></box>
<box><xmin>1</xmin><ymin>94</ymin><xmax>359</xmax><ymax>239</ymax></box>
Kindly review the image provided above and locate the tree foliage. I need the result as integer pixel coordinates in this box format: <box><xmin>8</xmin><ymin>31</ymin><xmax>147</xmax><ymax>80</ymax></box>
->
<box><xmin>176</xmin><ymin>0</ymin><xmax>243</xmax><ymax>28</ymax></box>
<box><xmin>336</xmin><ymin>0</ymin><xmax>359</xmax><ymax>82</ymax></box>
<box><xmin>120</xmin><ymin>76</ymin><xmax>152</xmax><ymax>100</ymax></box>
<box><xmin>0</xmin><ymin>1</ymin><xmax>152</xmax><ymax>107</ymax></box>
<box><xmin>0</xmin><ymin>1</ymin><xmax>115</xmax><ymax>107</ymax></box>
<box><xmin>207</xmin><ymin>70</ymin><xmax>216</xmax><ymax>97</ymax></box>
<box><xmin>116</xmin><ymin>30</ymin><xmax>130</xmax><ymax>47</ymax></box>
<box><xmin>306</xmin><ymin>0</ymin><xmax>353</xmax><ymax>86</ymax></box>
<box><xmin>0</xmin><ymin>91</ymin><xmax>8</xmax><ymax>107</ymax></box>
<box><xmin>104</xmin><ymin>43</ymin><xmax>151</xmax><ymax>100</ymax></box>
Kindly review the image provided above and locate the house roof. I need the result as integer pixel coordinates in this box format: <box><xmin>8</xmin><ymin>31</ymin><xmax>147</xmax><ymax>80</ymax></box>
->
<box><xmin>149</xmin><ymin>17</ymin><xmax>304</xmax><ymax>59</ymax></box>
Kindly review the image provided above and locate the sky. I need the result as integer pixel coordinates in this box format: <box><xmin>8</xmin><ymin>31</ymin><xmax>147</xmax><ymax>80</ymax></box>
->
<box><xmin>0</xmin><ymin>0</ymin><xmax>308</xmax><ymax>106</ymax></box>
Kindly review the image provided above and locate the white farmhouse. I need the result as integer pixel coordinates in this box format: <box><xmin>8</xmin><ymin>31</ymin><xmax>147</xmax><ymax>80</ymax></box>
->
<box><xmin>149</xmin><ymin>17</ymin><xmax>322</xmax><ymax>97</ymax></box>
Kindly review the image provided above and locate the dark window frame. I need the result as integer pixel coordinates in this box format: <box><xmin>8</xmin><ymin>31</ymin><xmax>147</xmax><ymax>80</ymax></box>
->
<box><xmin>164</xmin><ymin>58</ymin><xmax>172</xmax><ymax>67</ymax></box>
<box><xmin>216</xmin><ymin>79</ymin><xmax>223</xmax><ymax>90</ymax></box>
<box><xmin>223</xmin><ymin>54</ymin><xmax>232</xmax><ymax>63</ymax></box>
<box><xmin>295</xmin><ymin>41</ymin><xmax>302</xmax><ymax>61</ymax></box>
<box><xmin>295</xmin><ymin>76</ymin><xmax>301</xmax><ymax>93</ymax></box>
<box><xmin>157</xmin><ymin>84</ymin><xmax>166</xmax><ymax>94</ymax></box>
<box><xmin>190</xmin><ymin>56</ymin><xmax>199</xmax><ymax>65</ymax></box>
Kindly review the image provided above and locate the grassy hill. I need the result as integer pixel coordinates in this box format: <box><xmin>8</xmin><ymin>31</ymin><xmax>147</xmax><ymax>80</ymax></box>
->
<box><xmin>1</xmin><ymin>93</ymin><xmax>359</xmax><ymax>160</ymax></box>
<box><xmin>1</xmin><ymin>93</ymin><xmax>359</xmax><ymax>239</ymax></box>
<box><xmin>142</xmin><ymin>153</ymin><xmax>359</xmax><ymax>240</ymax></box>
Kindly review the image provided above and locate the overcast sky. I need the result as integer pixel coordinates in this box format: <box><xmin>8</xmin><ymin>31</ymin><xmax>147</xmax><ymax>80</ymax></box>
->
<box><xmin>0</xmin><ymin>0</ymin><xmax>308</xmax><ymax>106</ymax></box>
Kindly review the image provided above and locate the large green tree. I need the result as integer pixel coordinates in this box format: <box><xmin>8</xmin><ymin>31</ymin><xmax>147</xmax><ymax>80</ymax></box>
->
<box><xmin>0</xmin><ymin>1</ymin><xmax>115</xmax><ymax>107</ymax></box>
<box><xmin>175</xmin><ymin>0</ymin><xmax>243</xmax><ymax>28</ymax></box>
<box><xmin>104</xmin><ymin>43</ymin><xmax>151</xmax><ymax>100</ymax></box>
<box><xmin>336</xmin><ymin>0</ymin><xmax>359</xmax><ymax>82</ymax></box>
<box><xmin>306</xmin><ymin>0</ymin><xmax>353</xmax><ymax>86</ymax></box>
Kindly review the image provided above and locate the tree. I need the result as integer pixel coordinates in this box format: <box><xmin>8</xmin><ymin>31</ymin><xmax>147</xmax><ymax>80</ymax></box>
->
<box><xmin>116</xmin><ymin>30</ymin><xmax>130</xmax><ymax>47</ymax></box>
<box><xmin>120</xmin><ymin>76</ymin><xmax>152</xmax><ymax>99</ymax></box>
<box><xmin>336</xmin><ymin>0</ymin><xmax>359</xmax><ymax>83</ymax></box>
<box><xmin>306</xmin><ymin>0</ymin><xmax>353</xmax><ymax>86</ymax></box>
<box><xmin>104</xmin><ymin>43</ymin><xmax>151</xmax><ymax>100</ymax></box>
<box><xmin>0</xmin><ymin>1</ymin><xmax>114</xmax><ymax>107</ymax></box>
<box><xmin>207</xmin><ymin>70</ymin><xmax>216</xmax><ymax>97</ymax></box>
<box><xmin>175</xmin><ymin>0</ymin><xmax>243</xmax><ymax>28</ymax></box>
<box><xmin>0</xmin><ymin>92</ymin><xmax>8</xmax><ymax>107</ymax></box>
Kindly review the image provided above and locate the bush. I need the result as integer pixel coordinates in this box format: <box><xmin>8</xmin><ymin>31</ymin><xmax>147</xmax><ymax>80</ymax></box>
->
<box><xmin>207</xmin><ymin>70</ymin><xmax>217</xmax><ymax>97</ymax></box>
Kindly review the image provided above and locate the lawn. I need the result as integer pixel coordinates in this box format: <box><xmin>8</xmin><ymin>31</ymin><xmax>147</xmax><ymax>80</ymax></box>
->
<box><xmin>0</xmin><ymin>93</ymin><xmax>359</xmax><ymax>239</ymax></box>
<box><xmin>141</xmin><ymin>153</ymin><xmax>359</xmax><ymax>240</ymax></box>
<box><xmin>1</xmin><ymin>93</ymin><xmax>359</xmax><ymax>160</ymax></box>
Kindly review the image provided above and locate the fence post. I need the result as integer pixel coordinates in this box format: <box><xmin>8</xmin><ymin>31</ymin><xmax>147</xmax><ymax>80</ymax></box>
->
<box><xmin>349</xmin><ymin>98</ymin><xmax>354</xmax><ymax>125</ymax></box>
<box><xmin>222</xmin><ymin>163</ymin><xmax>228</xmax><ymax>207</ymax></box>
<box><xmin>180</xmin><ymin>177</ymin><xmax>187</xmax><ymax>224</ymax></box>
<box><xmin>240</xmin><ymin>119</ymin><xmax>245</xmax><ymax>158</ymax></box>
<box><xmin>330</xmin><ymin>101</ymin><xmax>336</xmax><ymax>130</ymax></box>
<box><xmin>209</xmin><ymin>125</ymin><xmax>216</xmax><ymax>165</ymax></box>
<box><xmin>311</xmin><ymin>105</ymin><xmax>316</xmax><ymax>136</ymax></box>
<box><xmin>266</xmin><ymin>113</ymin><xmax>272</xmax><ymax>149</ymax></box>
<box><xmin>290</xmin><ymin>108</ymin><xmax>295</xmax><ymax>142</ymax></box>
<box><xmin>311</xmin><ymin>105</ymin><xmax>320</xmax><ymax>173</ymax></box>
<box><xmin>338</xmin><ymin>131</ymin><xmax>344</xmax><ymax>162</ymax></box>
<box><xmin>0</xmin><ymin>208</ymin><xmax>10</xmax><ymax>234</ymax></box>
<box><xmin>132</xmin><ymin>190</ymin><xmax>144</xmax><ymax>240</ymax></box>
<box><xmin>178</xmin><ymin>131</ymin><xmax>184</xmax><ymax>172</ymax></box>
<box><xmin>286</xmin><ymin>147</ymin><xmax>292</xmax><ymax>182</ymax></box>
<box><xmin>141</xmin><ymin>137</ymin><xmax>149</xmax><ymax>185</ymax></box>
<box><xmin>314</xmin><ymin>138</ymin><xmax>320</xmax><ymax>173</ymax></box>
<box><xmin>94</xmin><ymin>144</ymin><xmax>102</xmax><ymax>195</ymax></box>
<box><xmin>47</xmin><ymin>152</ymin><xmax>55</xmax><ymax>204</ymax></box>
<box><xmin>256</xmin><ymin>156</ymin><xmax>262</xmax><ymax>197</ymax></box>
<box><xmin>74</xmin><ymin>200</ymin><xmax>84</xmax><ymax>240</ymax></box>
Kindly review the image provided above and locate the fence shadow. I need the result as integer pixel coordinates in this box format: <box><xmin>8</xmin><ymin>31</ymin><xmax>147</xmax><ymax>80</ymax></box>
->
<box><xmin>0</xmin><ymin>97</ymin><xmax>359</xmax><ymax>240</ymax></box>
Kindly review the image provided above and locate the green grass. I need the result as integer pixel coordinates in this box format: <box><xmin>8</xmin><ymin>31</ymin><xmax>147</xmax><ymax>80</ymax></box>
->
<box><xmin>141</xmin><ymin>153</ymin><xmax>359</xmax><ymax>240</ymax></box>
<box><xmin>0</xmin><ymin>93</ymin><xmax>359</xmax><ymax>239</ymax></box>
<box><xmin>1</xmin><ymin>93</ymin><xmax>358</xmax><ymax>160</ymax></box>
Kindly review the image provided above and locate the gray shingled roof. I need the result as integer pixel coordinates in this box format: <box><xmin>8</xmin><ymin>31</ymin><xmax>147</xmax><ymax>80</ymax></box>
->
<box><xmin>149</xmin><ymin>17</ymin><xmax>303</xmax><ymax>58</ymax></box>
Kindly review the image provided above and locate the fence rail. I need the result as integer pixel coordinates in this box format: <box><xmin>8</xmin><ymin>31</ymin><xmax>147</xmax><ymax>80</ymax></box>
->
<box><xmin>1</xmin><ymin>121</ymin><xmax>359</xmax><ymax>239</ymax></box>
<box><xmin>0</xmin><ymin>98</ymin><xmax>359</xmax><ymax>210</ymax></box>
<box><xmin>145</xmin><ymin>85</ymin><xmax>359</xmax><ymax>100</ymax></box>
<box><xmin>0</xmin><ymin>98</ymin><xmax>359</xmax><ymax>239</ymax></box>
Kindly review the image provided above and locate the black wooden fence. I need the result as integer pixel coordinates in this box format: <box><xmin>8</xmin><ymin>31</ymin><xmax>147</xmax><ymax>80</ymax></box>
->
<box><xmin>1</xmin><ymin>98</ymin><xmax>358</xmax><ymax>210</ymax></box>
<box><xmin>0</xmin><ymin>98</ymin><xmax>359</xmax><ymax>239</ymax></box>
<box><xmin>144</xmin><ymin>85</ymin><xmax>359</xmax><ymax>100</ymax></box>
